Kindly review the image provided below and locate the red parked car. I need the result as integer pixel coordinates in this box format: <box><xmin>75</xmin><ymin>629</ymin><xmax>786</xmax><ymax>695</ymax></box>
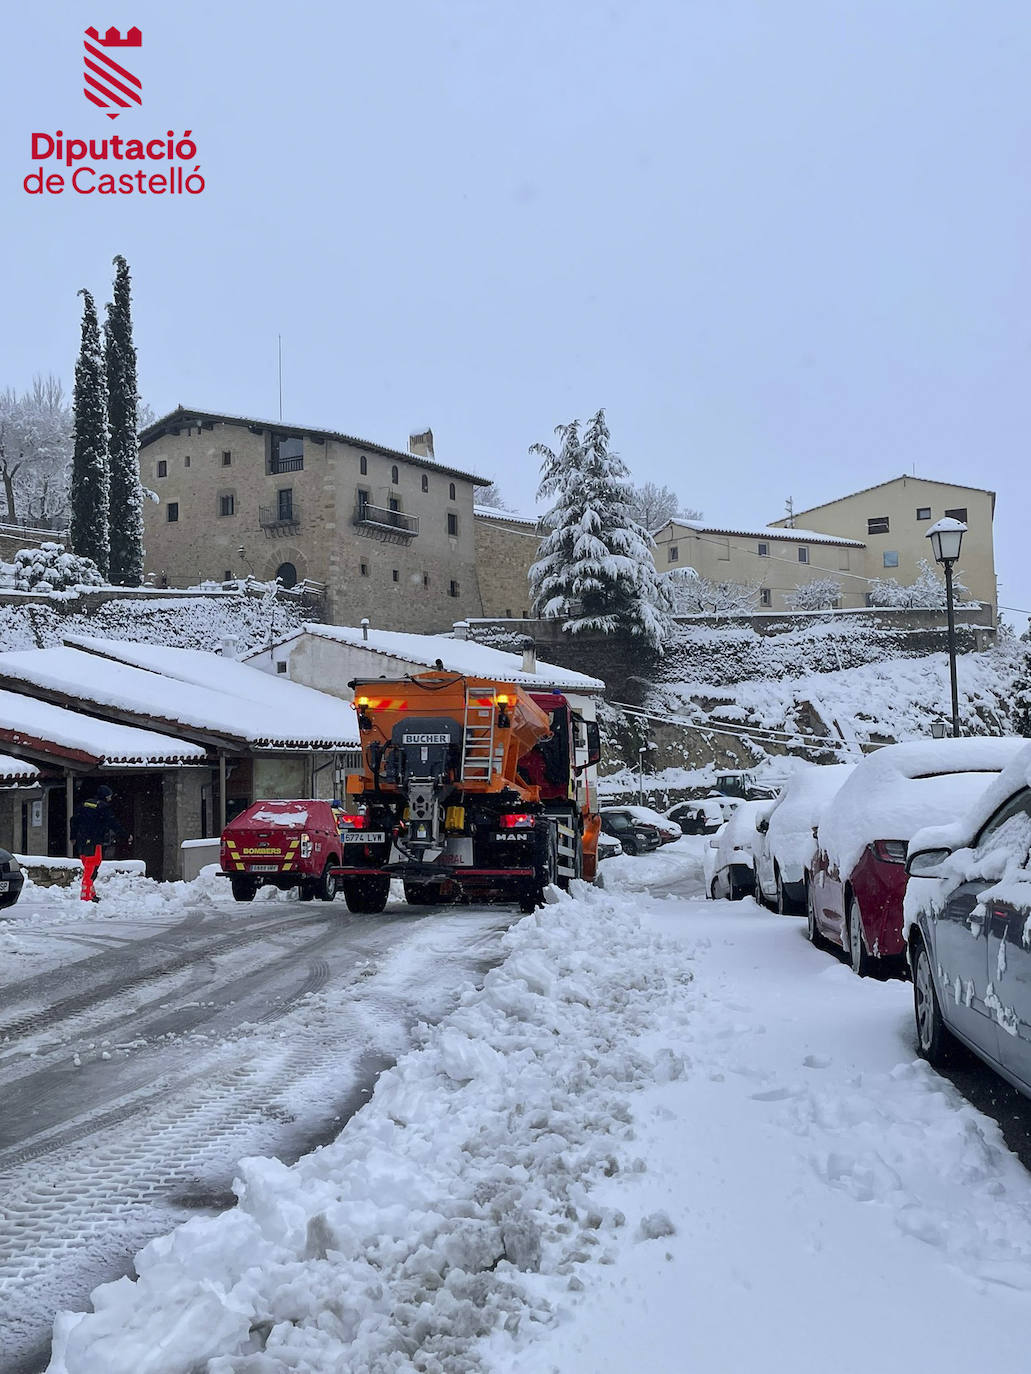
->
<box><xmin>808</xmin><ymin>738</ymin><xmax>1025</xmax><ymax>977</ymax></box>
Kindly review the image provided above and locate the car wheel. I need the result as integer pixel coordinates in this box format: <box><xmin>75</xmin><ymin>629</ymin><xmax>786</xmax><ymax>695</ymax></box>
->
<box><xmin>297</xmin><ymin>880</ymin><xmax>315</xmax><ymax>902</ymax></box>
<box><xmin>775</xmin><ymin>870</ymin><xmax>789</xmax><ymax>915</ymax></box>
<box><xmin>846</xmin><ymin>894</ymin><xmax>872</xmax><ymax>978</ymax></box>
<box><xmin>914</xmin><ymin>941</ymin><xmax>953</xmax><ymax>1066</ymax></box>
<box><xmin>622</xmin><ymin>836</ymin><xmax>639</xmax><ymax>856</ymax></box>
<box><xmin>230</xmin><ymin>876</ymin><xmax>258</xmax><ymax>903</ymax></box>
<box><xmin>806</xmin><ymin>881</ymin><xmax>825</xmax><ymax>949</ymax></box>
<box><xmin>317</xmin><ymin>860</ymin><xmax>338</xmax><ymax>902</ymax></box>
<box><xmin>709</xmin><ymin>877</ymin><xmax>719</xmax><ymax>901</ymax></box>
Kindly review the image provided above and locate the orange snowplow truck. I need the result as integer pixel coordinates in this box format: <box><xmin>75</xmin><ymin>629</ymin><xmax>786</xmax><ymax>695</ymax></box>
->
<box><xmin>337</xmin><ymin>672</ymin><xmax>602</xmax><ymax>914</ymax></box>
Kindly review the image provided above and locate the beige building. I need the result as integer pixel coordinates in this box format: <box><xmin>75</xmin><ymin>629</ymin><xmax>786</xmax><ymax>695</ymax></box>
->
<box><xmin>473</xmin><ymin>504</ymin><xmax>539</xmax><ymax>618</ymax></box>
<box><xmin>651</xmin><ymin>519</ymin><xmax>867</xmax><ymax>611</ymax></box>
<box><xmin>771</xmin><ymin>476</ymin><xmax>997</xmax><ymax>617</ymax></box>
<box><xmin>140</xmin><ymin>408</ymin><xmax>489</xmax><ymax>633</ymax></box>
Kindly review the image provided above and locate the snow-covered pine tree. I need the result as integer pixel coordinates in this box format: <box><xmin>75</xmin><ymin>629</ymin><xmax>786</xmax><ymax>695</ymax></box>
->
<box><xmin>70</xmin><ymin>289</ymin><xmax>110</xmax><ymax>578</ymax></box>
<box><xmin>105</xmin><ymin>255</ymin><xmax>145</xmax><ymax>585</ymax></box>
<box><xmin>529</xmin><ymin>410</ymin><xmax>673</xmax><ymax>651</ymax></box>
<box><xmin>1013</xmin><ymin>643</ymin><xmax>1031</xmax><ymax>738</ymax></box>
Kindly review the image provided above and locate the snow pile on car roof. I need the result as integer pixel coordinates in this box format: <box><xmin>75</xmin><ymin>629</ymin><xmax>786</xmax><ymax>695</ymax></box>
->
<box><xmin>765</xmin><ymin>763</ymin><xmax>855</xmax><ymax>881</ymax></box>
<box><xmin>48</xmin><ymin>883</ymin><xmax>692</xmax><ymax>1374</ymax></box>
<box><xmin>820</xmin><ymin>738</ymin><xmax>1027</xmax><ymax>879</ymax></box>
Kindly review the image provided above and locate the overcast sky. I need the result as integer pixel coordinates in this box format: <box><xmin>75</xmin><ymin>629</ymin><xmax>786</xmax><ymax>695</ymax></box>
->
<box><xmin>3</xmin><ymin>1</ymin><xmax>1030</xmax><ymax>625</ymax></box>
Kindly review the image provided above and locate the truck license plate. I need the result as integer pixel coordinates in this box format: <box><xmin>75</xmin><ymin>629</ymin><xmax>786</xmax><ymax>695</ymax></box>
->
<box><xmin>343</xmin><ymin>831</ymin><xmax>385</xmax><ymax>844</ymax></box>
<box><xmin>248</xmin><ymin>864</ymin><xmax>279</xmax><ymax>873</ymax></box>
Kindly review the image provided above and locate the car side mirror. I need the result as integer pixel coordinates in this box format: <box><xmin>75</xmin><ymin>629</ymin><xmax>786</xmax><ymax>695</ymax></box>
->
<box><xmin>709</xmin><ymin>838</ymin><xmax>720</xmax><ymax>849</ymax></box>
<box><xmin>585</xmin><ymin>721</ymin><xmax>601</xmax><ymax>767</ymax></box>
<box><xmin>756</xmin><ymin>818</ymin><xmax>769</xmax><ymax>834</ymax></box>
<box><xmin>811</xmin><ymin>825</ymin><xmax>820</xmax><ymax>839</ymax></box>
<box><xmin>905</xmin><ymin>846</ymin><xmax>953</xmax><ymax>877</ymax></box>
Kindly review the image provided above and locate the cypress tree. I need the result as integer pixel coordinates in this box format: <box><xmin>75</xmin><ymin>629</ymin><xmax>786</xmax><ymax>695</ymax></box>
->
<box><xmin>105</xmin><ymin>255</ymin><xmax>144</xmax><ymax>585</ymax></box>
<box><xmin>70</xmin><ymin>289</ymin><xmax>110</xmax><ymax>577</ymax></box>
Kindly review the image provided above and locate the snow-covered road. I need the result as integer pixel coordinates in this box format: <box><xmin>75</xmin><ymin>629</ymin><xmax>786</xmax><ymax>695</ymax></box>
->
<box><xmin>11</xmin><ymin>844</ymin><xmax>1031</xmax><ymax>1373</ymax></box>
<box><xmin>0</xmin><ymin>876</ymin><xmax>514</xmax><ymax>1374</ymax></box>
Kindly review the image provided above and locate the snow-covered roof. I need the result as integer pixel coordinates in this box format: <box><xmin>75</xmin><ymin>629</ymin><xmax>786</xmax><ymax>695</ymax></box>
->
<box><xmin>0</xmin><ymin>645</ymin><xmax>359</xmax><ymax>750</ymax></box>
<box><xmin>0</xmin><ymin>688</ymin><xmax>208</xmax><ymax>767</ymax></box>
<box><xmin>473</xmin><ymin>504</ymin><xmax>538</xmax><ymax>529</ymax></box>
<box><xmin>664</xmin><ymin>520</ymin><xmax>865</xmax><ymax>548</ymax></box>
<box><xmin>257</xmin><ymin>624</ymin><xmax>606</xmax><ymax>692</ymax></box>
<box><xmin>0</xmin><ymin>752</ymin><xmax>41</xmax><ymax>784</ymax></box>
<box><xmin>139</xmin><ymin>407</ymin><xmax>490</xmax><ymax>486</ymax></box>
<box><xmin>819</xmin><ymin>737</ymin><xmax>1028</xmax><ymax>877</ymax></box>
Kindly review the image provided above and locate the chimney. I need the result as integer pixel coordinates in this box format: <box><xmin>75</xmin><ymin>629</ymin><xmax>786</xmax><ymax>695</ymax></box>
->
<box><xmin>521</xmin><ymin>639</ymin><xmax>537</xmax><ymax>674</ymax></box>
<box><xmin>361</xmin><ymin>617</ymin><xmax>370</xmax><ymax>642</ymax></box>
<box><xmin>409</xmin><ymin>428</ymin><xmax>434</xmax><ymax>460</ymax></box>
<box><xmin>453</xmin><ymin>620</ymin><xmax>469</xmax><ymax>640</ymax></box>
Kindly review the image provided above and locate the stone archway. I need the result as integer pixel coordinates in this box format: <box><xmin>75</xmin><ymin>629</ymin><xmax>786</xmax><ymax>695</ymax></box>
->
<box><xmin>262</xmin><ymin>546</ymin><xmax>308</xmax><ymax>586</ymax></box>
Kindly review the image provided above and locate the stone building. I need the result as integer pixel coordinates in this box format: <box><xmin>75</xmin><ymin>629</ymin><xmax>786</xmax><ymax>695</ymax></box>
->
<box><xmin>472</xmin><ymin>505</ymin><xmax>539</xmax><ymax>618</ymax></box>
<box><xmin>139</xmin><ymin>408</ymin><xmax>489</xmax><ymax>632</ymax></box>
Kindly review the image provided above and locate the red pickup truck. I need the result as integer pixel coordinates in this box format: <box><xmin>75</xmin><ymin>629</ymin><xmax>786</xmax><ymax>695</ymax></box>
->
<box><xmin>220</xmin><ymin>799</ymin><xmax>356</xmax><ymax>902</ymax></box>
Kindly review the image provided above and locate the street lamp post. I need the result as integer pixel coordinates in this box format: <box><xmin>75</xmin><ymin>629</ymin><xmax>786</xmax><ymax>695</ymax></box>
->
<box><xmin>926</xmin><ymin>517</ymin><xmax>967</xmax><ymax>738</ymax></box>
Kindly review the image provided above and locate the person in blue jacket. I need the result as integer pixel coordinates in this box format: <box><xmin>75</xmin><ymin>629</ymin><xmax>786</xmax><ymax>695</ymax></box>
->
<box><xmin>70</xmin><ymin>785</ymin><xmax>130</xmax><ymax>901</ymax></box>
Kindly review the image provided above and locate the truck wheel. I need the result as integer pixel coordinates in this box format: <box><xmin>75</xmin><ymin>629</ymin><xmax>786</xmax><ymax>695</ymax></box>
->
<box><xmin>230</xmin><ymin>876</ymin><xmax>258</xmax><ymax>902</ymax></box>
<box><xmin>298</xmin><ymin>881</ymin><xmax>315</xmax><ymax>902</ymax></box>
<box><xmin>342</xmin><ymin>875</ymin><xmax>390</xmax><ymax>914</ymax></box>
<box><xmin>317</xmin><ymin>861</ymin><xmax>339</xmax><ymax>902</ymax></box>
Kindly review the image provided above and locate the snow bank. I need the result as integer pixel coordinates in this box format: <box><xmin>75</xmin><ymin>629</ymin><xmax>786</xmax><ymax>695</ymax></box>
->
<box><xmin>48</xmin><ymin>883</ymin><xmax>693</xmax><ymax>1374</ymax></box>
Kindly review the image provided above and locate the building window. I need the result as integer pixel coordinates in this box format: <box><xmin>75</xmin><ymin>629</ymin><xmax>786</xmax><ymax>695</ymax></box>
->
<box><xmin>757</xmin><ymin>542</ymin><xmax>769</xmax><ymax>557</ymax></box>
<box><xmin>223</xmin><ymin>569</ymin><xmax>232</xmax><ymax>581</ymax></box>
<box><xmin>360</xmin><ymin>560</ymin><xmax>369</xmax><ymax>576</ymax></box>
<box><xmin>797</xmin><ymin>546</ymin><xmax>808</xmax><ymax>564</ymax></box>
<box><xmin>421</xmin><ymin>473</ymin><xmax>429</xmax><ymax>492</ymax></box>
<box><xmin>447</xmin><ymin>512</ymin><xmax>459</xmax><ymax>537</ymax></box>
<box><xmin>945</xmin><ymin>507</ymin><xmax>968</xmax><ymax>523</ymax></box>
<box><xmin>449</xmin><ymin>482</ymin><xmax>456</xmax><ymax>501</ymax></box>
<box><xmin>360</xmin><ymin>454</ymin><xmax>368</xmax><ymax>475</ymax></box>
<box><xmin>716</xmin><ymin>538</ymin><xmax>730</xmax><ymax>561</ymax></box>
<box><xmin>916</xmin><ymin>506</ymin><xmax>931</xmax><ymax>521</ymax></box>
<box><xmin>391</xmin><ymin>464</ymin><xmax>399</xmax><ymax>484</ymax></box>
<box><xmin>156</xmin><ymin>460</ymin><xmax>167</xmax><ymax>478</ymax></box>
<box><xmin>184</xmin><ymin>455</ymin><xmax>191</xmax><ymax>468</ymax></box>
<box><xmin>276</xmin><ymin>661</ymin><xmax>287</xmax><ymax>674</ymax></box>
<box><xmin>423</xmin><ymin>572</ymin><xmax>430</xmax><ymax>587</ymax></box>
<box><xmin>668</xmin><ymin>545</ymin><xmax>679</xmax><ymax>562</ymax></box>
<box><xmin>392</xmin><ymin>569</ymin><xmax>399</xmax><ymax>583</ymax></box>
<box><xmin>219</xmin><ymin>493</ymin><xmax>235</xmax><ymax>517</ymax></box>
<box><xmin>868</xmin><ymin>515</ymin><xmax>889</xmax><ymax>534</ymax></box>
<box><xmin>449</xmin><ymin>579</ymin><xmax>460</xmax><ymax>598</ymax></box>
<box><xmin>270</xmin><ymin>434</ymin><xmax>304</xmax><ymax>473</ymax></box>
<box><xmin>760</xmin><ymin>588</ymin><xmax>772</xmax><ymax>607</ymax></box>
<box><xmin>222</xmin><ymin>450</ymin><xmax>232</xmax><ymax>466</ymax></box>
<box><xmin>883</xmin><ymin>551</ymin><xmax>899</xmax><ymax>568</ymax></box>
<box><xmin>277</xmin><ymin>488</ymin><xmax>294</xmax><ymax>522</ymax></box>
<box><xmin>167</xmin><ymin>502</ymin><xmax>179</xmax><ymax>522</ymax></box>
<box><xmin>276</xmin><ymin>561</ymin><xmax>298</xmax><ymax>588</ymax></box>
<box><xmin>357</xmin><ymin>487</ymin><xmax>370</xmax><ymax>518</ymax></box>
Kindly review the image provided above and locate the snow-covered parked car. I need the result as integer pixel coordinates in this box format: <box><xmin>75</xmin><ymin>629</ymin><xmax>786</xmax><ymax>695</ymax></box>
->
<box><xmin>707</xmin><ymin>800</ymin><xmax>774</xmax><ymax>901</ymax></box>
<box><xmin>0</xmin><ymin>848</ymin><xmax>25</xmax><ymax>909</ymax></box>
<box><xmin>754</xmin><ymin>763</ymin><xmax>855</xmax><ymax>914</ymax></box>
<box><xmin>667</xmin><ymin>796</ymin><xmax>736</xmax><ymax>834</ymax></box>
<box><xmin>598</xmin><ymin>808</ymin><xmax>662</xmax><ymax>856</ymax></box>
<box><xmin>904</xmin><ymin>743</ymin><xmax>1031</xmax><ymax>1094</ymax></box>
<box><xmin>596</xmin><ymin>833</ymin><xmax>624</xmax><ymax>861</ymax></box>
<box><xmin>617</xmin><ymin>805</ymin><xmax>682</xmax><ymax>845</ymax></box>
<box><xmin>809</xmin><ymin>737</ymin><xmax>1026</xmax><ymax>977</ymax></box>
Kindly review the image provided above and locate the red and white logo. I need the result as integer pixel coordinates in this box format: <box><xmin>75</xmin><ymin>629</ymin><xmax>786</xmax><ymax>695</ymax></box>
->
<box><xmin>83</xmin><ymin>26</ymin><xmax>142</xmax><ymax>119</ymax></box>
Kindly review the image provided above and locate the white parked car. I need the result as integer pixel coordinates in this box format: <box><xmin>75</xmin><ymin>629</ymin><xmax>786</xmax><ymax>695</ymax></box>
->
<box><xmin>618</xmin><ymin>804</ymin><xmax>682</xmax><ymax>845</ymax></box>
<box><xmin>754</xmin><ymin>763</ymin><xmax>855</xmax><ymax>914</ymax></box>
<box><xmin>708</xmin><ymin>801</ymin><xmax>775</xmax><ymax>901</ymax></box>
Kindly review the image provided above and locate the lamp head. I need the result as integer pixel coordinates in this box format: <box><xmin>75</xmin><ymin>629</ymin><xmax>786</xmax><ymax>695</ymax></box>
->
<box><xmin>926</xmin><ymin>516</ymin><xmax>967</xmax><ymax>564</ymax></box>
